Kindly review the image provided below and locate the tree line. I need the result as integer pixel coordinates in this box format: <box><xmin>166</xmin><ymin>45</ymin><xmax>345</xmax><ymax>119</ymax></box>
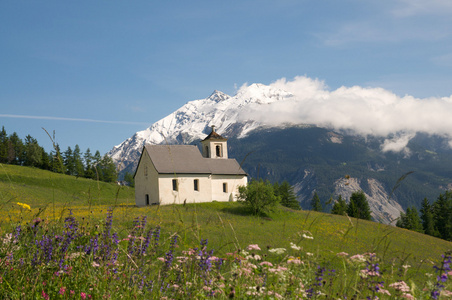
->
<box><xmin>396</xmin><ymin>191</ymin><xmax>452</xmax><ymax>241</ymax></box>
<box><xmin>0</xmin><ymin>126</ymin><xmax>117</xmax><ymax>183</ymax></box>
<box><xmin>311</xmin><ymin>190</ymin><xmax>372</xmax><ymax>220</ymax></box>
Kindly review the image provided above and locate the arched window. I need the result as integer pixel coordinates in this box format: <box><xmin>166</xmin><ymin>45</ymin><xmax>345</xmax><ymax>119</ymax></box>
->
<box><xmin>216</xmin><ymin>145</ymin><xmax>222</xmax><ymax>157</ymax></box>
<box><xmin>145</xmin><ymin>194</ymin><xmax>150</xmax><ymax>205</ymax></box>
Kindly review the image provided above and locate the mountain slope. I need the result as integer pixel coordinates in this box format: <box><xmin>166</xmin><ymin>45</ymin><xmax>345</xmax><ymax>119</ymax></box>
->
<box><xmin>109</xmin><ymin>84</ymin><xmax>294</xmax><ymax>174</ymax></box>
<box><xmin>109</xmin><ymin>83</ymin><xmax>452</xmax><ymax>224</ymax></box>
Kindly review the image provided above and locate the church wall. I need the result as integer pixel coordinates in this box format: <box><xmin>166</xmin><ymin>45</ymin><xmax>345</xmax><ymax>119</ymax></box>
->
<box><xmin>135</xmin><ymin>151</ymin><xmax>160</xmax><ymax>206</ymax></box>
<box><xmin>158</xmin><ymin>174</ymin><xmax>212</xmax><ymax>205</ymax></box>
<box><xmin>211</xmin><ymin>175</ymin><xmax>248</xmax><ymax>202</ymax></box>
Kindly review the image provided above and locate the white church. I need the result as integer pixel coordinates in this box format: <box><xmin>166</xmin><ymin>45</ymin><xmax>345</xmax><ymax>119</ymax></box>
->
<box><xmin>134</xmin><ymin>126</ymin><xmax>248</xmax><ymax>206</ymax></box>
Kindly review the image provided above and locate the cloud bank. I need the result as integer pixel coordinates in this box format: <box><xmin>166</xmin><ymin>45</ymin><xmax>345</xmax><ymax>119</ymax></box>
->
<box><xmin>237</xmin><ymin>76</ymin><xmax>452</xmax><ymax>152</ymax></box>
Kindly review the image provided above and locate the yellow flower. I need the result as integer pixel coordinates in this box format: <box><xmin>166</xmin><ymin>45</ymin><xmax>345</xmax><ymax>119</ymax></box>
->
<box><xmin>16</xmin><ymin>202</ymin><xmax>31</xmax><ymax>210</ymax></box>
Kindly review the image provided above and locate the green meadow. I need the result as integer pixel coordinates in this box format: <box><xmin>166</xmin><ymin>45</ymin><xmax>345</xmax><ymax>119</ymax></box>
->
<box><xmin>0</xmin><ymin>164</ymin><xmax>451</xmax><ymax>299</ymax></box>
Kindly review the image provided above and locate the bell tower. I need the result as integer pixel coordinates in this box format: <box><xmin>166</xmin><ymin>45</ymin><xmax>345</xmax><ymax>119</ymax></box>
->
<box><xmin>201</xmin><ymin>125</ymin><xmax>228</xmax><ymax>159</ymax></box>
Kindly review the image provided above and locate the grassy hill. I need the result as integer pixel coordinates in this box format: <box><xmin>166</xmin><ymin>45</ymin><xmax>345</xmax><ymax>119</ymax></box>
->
<box><xmin>1</xmin><ymin>164</ymin><xmax>450</xmax><ymax>264</ymax></box>
<box><xmin>0</xmin><ymin>164</ymin><xmax>451</xmax><ymax>298</ymax></box>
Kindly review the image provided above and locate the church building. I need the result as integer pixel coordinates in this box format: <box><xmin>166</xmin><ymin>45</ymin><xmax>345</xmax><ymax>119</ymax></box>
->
<box><xmin>134</xmin><ymin>126</ymin><xmax>248</xmax><ymax>206</ymax></box>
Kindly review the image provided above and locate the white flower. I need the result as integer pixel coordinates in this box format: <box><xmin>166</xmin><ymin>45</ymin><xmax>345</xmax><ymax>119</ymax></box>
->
<box><xmin>302</xmin><ymin>233</ymin><xmax>314</xmax><ymax>240</ymax></box>
<box><xmin>290</xmin><ymin>242</ymin><xmax>302</xmax><ymax>251</ymax></box>
<box><xmin>268</xmin><ymin>248</ymin><xmax>287</xmax><ymax>255</ymax></box>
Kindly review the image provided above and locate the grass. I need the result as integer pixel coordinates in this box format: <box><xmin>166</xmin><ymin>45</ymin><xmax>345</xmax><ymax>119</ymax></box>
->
<box><xmin>0</xmin><ymin>164</ymin><xmax>451</xmax><ymax>299</ymax></box>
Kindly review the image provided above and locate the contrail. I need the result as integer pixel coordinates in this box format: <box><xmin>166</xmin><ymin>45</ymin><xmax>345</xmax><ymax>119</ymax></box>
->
<box><xmin>0</xmin><ymin>114</ymin><xmax>150</xmax><ymax>126</ymax></box>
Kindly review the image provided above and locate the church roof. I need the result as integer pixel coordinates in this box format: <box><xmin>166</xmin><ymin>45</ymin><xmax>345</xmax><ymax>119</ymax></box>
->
<box><xmin>202</xmin><ymin>126</ymin><xmax>227</xmax><ymax>141</ymax></box>
<box><xmin>143</xmin><ymin>144</ymin><xmax>246</xmax><ymax>175</ymax></box>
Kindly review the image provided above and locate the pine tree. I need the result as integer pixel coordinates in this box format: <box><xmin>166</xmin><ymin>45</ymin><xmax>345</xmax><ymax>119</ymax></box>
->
<box><xmin>73</xmin><ymin>144</ymin><xmax>84</xmax><ymax>178</ymax></box>
<box><xmin>420</xmin><ymin>198</ymin><xmax>437</xmax><ymax>237</ymax></box>
<box><xmin>83</xmin><ymin>148</ymin><xmax>95</xmax><ymax>179</ymax></box>
<box><xmin>124</xmin><ymin>172</ymin><xmax>135</xmax><ymax>187</ymax></box>
<box><xmin>396</xmin><ymin>207</ymin><xmax>423</xmax><ymax>233</ymax></box>
<box><xmin>99</xmin><ymin>154</ymin><xmax>117</xmax><ymax>183</ymax></box>
<box><xmin>63</xmin><ymin>146</ymin><xmax>75</xmax><ymax>175</ymax></box>
<box><xmin>275</xmin><ymin>181</ymin><xmax>300</xmax><ymax>210</ymax></box>
<box><xmin>24</xmin><ymin>135</ymin><xmax>42</xmax><ymax>167</ymax></box>
<box><xmin>331</xmin><ymin>195</ymin><xmax>347</xmax><ymax>215</ymax></box>
<box><xmin>0</xmin><ymin>126</ymin><xmax>8</xmax><ymax>163</ymax></box>
<box><xmin>311</xmin><ymin>192</ymin><xmax>322</xmax><ymax>212</ymax></box>
<box><xmin>433</xmin><ymin>191</ymin><xmax>452</xmax><ymax>241</ymax></box>
<box><xmin>347</xmin><ymin>191</ymin><xmax>372</xmax><ymax>220</ymax></box>
<box><xmin>51</xmin><ymin>144</ymin><xmax>65</xmax><ymax>173</ymax></box>
<box><xmin>8</xmin><ymin>132</ymin><xmax>24</xmax><ymax>165</ymax></box>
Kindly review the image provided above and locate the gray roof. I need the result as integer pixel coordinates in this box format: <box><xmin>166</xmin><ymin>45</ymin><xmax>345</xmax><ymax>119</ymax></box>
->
<box><xmin>144</xmin><ymin>144</ymin><xmax>247</xmax><ymax>175</ymax></box>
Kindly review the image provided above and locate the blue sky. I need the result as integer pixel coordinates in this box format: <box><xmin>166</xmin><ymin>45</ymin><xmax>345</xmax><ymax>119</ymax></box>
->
<box><xmin>1</xmin><ymin>0</ymin><xmax>452</xmax><ymax>155</ymax></box>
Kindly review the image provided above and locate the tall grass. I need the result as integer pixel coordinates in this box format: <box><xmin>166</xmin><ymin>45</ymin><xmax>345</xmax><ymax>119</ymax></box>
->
<box><xmin>0</xmin><ymin>164</ymin><xmax>451</xmax><ymax>298</ymax></box>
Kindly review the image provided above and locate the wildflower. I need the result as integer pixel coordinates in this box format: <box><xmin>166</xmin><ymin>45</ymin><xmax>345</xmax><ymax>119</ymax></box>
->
<box><xmin>288</xmin><ymin>258</ymin><xmax>302</xmax><ymax>264</ymax></box>
<box><xmin>389</xmin><ymin>281</ymin><xmax>410</xmax><ymax>293</ymax></box>
<box><xmin>81</xmin><ymin>292</ymin><xmax>87</xmax><ymax>300</ymax></box>
<box><xmin>16</xmin><ymin>202</ymin><xmax>31</xmax><ymax>210</ymax></box>
<box><xmin>268</xmin><ymin>248</ymin><xmax>286</xmax><ymax>255</ymax></box>
<box><xmin>247</xmin><ymin>244</ymin><xmax>261</xmax><ymax>251</ymax></box>
<box><xmin>306</xmin><ymin>252</ymin><xmax>314</xmax><ymax>256</ymax></box>
<box><xmin>350</xmin><ymin>254</ymin><xmax>367</xmax><ymax>263</ymax></box>
<box><xmin>290</xmin><ymin>242</ymin><xmax>302</xmax><ymax>251</ymax></box>
<box><xmin>59</xmin><ymin>287</ymin><xmax>66</xmax><ymax>295</ymax></box>
<box><xmin>259</xmin><ymin>261</ymin><xmax>273</xmax><ymax>267</ymax></box>
<box><xmin>41</xmin><ymin>290</ymin><xmax>49</xmax><ymax>300</ymax></box>
<box><xmin>302</xmin><ymin>233</ymin><xmax>314</xmax><ymax>240</ymax></box>
<box><xmin>337</xmin><ymin>252</ymin><xmax>348</xmax><ymax>257</ymax></box>
<box><xmin>401</xmin><ymin>293</ymin><xmax>414</xmax><ymax>299</ymax></box>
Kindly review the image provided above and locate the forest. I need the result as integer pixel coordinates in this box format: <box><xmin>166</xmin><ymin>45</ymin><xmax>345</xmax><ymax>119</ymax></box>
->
<box><xmin>0</xmin><ymin>126</ymin><xmax>117</xmax><ymax>183</ymax></box>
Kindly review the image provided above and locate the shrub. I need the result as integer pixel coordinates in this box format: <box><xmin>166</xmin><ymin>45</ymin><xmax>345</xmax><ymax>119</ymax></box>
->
<box><xmin>238</xmin><ymin>179</ymin><xmax>280</xmax><ymax>215</ymax></box>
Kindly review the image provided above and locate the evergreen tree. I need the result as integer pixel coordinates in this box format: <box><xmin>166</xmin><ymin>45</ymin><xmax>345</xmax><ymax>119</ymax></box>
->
<box><xmin>396</xmin><ymin>207</ymin><xmax>424</xmax><ymax>233</ymax></box>
<box><xmin>433</xmin><ymin>191</ymin><xmax>452</xmax><ymax>241</ymax></box>
<box><xmin>23</xmin><ymin>135</ymin><xmax>42</xmax><ymax>167</ymax></box>
<box><xmin>73</xmin><ymin>144</ymin><xmax>84</xmax><ymax>178</ymax></box>
<box><xmin>347</xmin><ymin>191</ymin><xmax>372</xmax><ymax>220</ymax></box>
<box><xmin>93</xmin><ymin>150</ymin><xmax>103</xmax><ymax>181</ymax></box>
<box><xmin>83</xmin><ymin>148</ymin><xmax>95</xmax><ymax>179</ymax></box>
<box><xmin>99</xmin><ymin>154</ymin><xmax>117</xmax><ymax>183</ymax></box>
<box><xmin>40</xmin><ymin>147</ymin><xmax>51</xmax><ymax>170</ymax></box>
<box><xmin>8</xmin><ymin>132</ymin><xmax>24</xmax><ymax>165</ymax></box>
<box><xmin>311</xmin><ymin>192</ymin><xmax>322</xmax><ymax>212</ymax></box>
<box><xmin>124</xmin><ymin>171</ymin><xmax>135</xmax><ymax>187</ymax></box>
<box><xmin>63</xmin><ymin>146</ymin><xmax>75</xmax><ymax>175</ymax></box>
<box><xmin>331</xmin><ymin>195</ymin><xmax>347</xmax><ymax>215</ymax></box>
<box><xmin>420</xmin><ymin>198</ymin><xmax>438</xmax><ymax>237</ymax></box>
<box><xmin>0</xmin><ymin>126</ymin><xmax>8</xmax><ymax>163</ymax></box>
<box><xmin>275</xmin><ymin>181</ymin><xmax>300</xmax><ymax>210</ymax></box>
<box><xmin>51</xmin><ymin>144</ymin><xmax>65</xmax><ymax>173</ymax></box>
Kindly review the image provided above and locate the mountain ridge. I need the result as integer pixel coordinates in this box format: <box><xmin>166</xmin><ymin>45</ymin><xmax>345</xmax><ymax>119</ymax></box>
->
<box><xmin>109</xmin><ymin>83</ymin><xmax>452</xmax><ymax>224</ymax></box>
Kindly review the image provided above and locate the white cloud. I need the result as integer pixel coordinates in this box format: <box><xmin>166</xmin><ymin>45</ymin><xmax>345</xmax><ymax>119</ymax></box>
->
<box><xmin>236</xmin><ymin>76</ymin><xmax>452</xmax><ymax>151</ymax></box>
<box><xmin>381</xmin><ymin>133</ymin><xmax>415</xmax><ymax>153</ymax></box>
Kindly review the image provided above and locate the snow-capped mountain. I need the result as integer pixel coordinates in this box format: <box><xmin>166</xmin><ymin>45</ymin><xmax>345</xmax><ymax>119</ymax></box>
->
<box><xmin>109</xmin><ymin>83</ymin><xmax>294</xmax><ymax>173</ymax></box>
<box><xmin>108</xmin><ymin>81</ymin><xmax>452</xmax><ymax>224</ymax></box>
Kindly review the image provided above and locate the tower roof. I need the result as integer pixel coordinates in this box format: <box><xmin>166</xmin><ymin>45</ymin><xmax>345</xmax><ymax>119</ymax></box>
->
<box><xmin>202</xmin><ymin>125</ymin><xmax>227</xmax><ymax>141</ymax></box>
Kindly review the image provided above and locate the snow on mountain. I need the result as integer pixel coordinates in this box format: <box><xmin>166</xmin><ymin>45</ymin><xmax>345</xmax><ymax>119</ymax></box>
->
<box><xmin>108</xmin><ymin>83</ymin><xmax>294</xmax><ymax>172</ymax></box>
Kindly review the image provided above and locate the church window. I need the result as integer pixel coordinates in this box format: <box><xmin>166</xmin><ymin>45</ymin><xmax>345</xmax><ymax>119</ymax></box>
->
<box><xmin>216</xmin><ymin>145</ymin><xmax>222</xmax><ymax>157</ymax></box>
<box><xmin>194</xmin><ymin>179</ymin><xmax>199</xmax><ymax>191</ymax></box>
<box><xmin>223</xmin><ymin>182</ymin><xmax>228</xmax><ymax>193</ymax></box>
<box><xmin>172</xmin><ymin>179</ymin><xmax>178</xmax><ymax>191</ymax></box>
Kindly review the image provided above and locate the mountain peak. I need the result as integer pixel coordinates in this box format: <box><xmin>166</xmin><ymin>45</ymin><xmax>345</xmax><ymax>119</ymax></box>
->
<box><xmin>207</xmin><ymin>90</ymin><xmax>230</xmax><ymax>103</ymax></box>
